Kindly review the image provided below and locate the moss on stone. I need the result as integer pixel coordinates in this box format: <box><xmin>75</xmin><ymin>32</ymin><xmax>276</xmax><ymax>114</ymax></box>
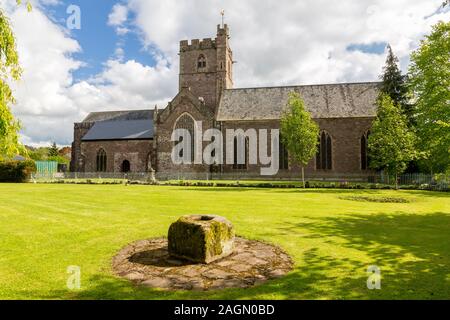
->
<box><xmin>168</xmin><ymin>215</ymin><xmax>235</xmax><ymax>263</ymax></box>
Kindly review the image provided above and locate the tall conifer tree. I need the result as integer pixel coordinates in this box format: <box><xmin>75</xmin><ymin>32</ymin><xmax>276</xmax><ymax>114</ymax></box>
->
<box><xmin>379</xmin><ymin>45</ymin><xmax>412</xmax><ymax>125</ymax></box>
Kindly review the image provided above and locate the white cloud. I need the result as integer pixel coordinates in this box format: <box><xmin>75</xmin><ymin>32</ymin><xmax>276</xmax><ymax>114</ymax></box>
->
<box><xmin>6</xmin><ymin>3</ymin><xmax>82</xmax><ymax>146</ymax></box>
<box><xmin>3</xmin><ymin>0</ymin><xmax>449</xmax><ymax>146</ymax></box>
<box><xmin>116</xmin><ymin>26</ymin><xmax>129</xmax><ymax>36</ymax></box>
<box><xmin>108</xmin><ymin>3</ymin><xmax>128</xmax><ymax>26</ymax></box>
<box><xmin>4</xmin><ymin>0</ymin><xmax>176</xmax><ymax>146</ymax></box>
<box><xmin>127</xmin><ymin>0</ymin><xmax>449</xmax><ymax>87</ymax></box>
<box><xmin>114</xmin><ymin>47</ymin><xmax>125</xmax><ymax>60</ymax></box>
<box><xmin>67</xmin><ymin>57</ymin><xmax>177</xmax><ymax>118</ymax></box>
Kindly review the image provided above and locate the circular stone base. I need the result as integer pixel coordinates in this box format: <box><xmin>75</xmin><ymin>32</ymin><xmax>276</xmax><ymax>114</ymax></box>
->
<box><xmin>112</xmin><ymin>237</ymin><xmax>293</xmax><ymax>291</ymax></box>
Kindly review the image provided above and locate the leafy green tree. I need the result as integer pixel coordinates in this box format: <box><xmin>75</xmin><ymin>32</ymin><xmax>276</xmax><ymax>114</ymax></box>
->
<box><xmin>48</xmin><ymin>155</ymin><xmax>69</xmax><ymax>165</ymax></box>
<box><xmin>48</xmin><ymin>142</ymin><xmax>59</xmax><ymax>157</ymax></box>
<box><xmin>379</xmin><ymin>44</ymin><xmax>412</xmax><ymax>124</ymax></box>
<box><xmin>16</xmin><ymin>1</ymin><xmax>32</xmax><ymax>11</ymax></box>
<box><xmin>27</xmin><ymin>146</ymin><xmax>48</xmax><ymax>161</ymax></box>
<box><xmin>280</xmin><ymin>92</ymin><xmax>319</xmax><ymax>188</ymax></box>
<box><xmin>408</xmin><ymin>21</ymin><xmax>450</xmax><ymax>173</ymax></box>
<box><xmin>368</xmin><ymin>94</ymin><xmax>417</xmax><ymax>189</ymax></box>
<box><xmin>0</xmin><ymin>1</ymin><xmax>31</xmax><ymax>160</ymax></box>
<box><xmin>0</xmin><ymin>9</ymin><xmax>23</xmax><ymax>159</ymax></box>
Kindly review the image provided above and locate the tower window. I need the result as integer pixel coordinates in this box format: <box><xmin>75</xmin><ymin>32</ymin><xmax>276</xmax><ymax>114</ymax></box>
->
<box><xmin>197</xmin><ymin>54</ymin><xmax>206</xmax><ymax>69</ymax></box>
<box><xmin>316</xmin><ymin>131</ymin><xmax>332</xmax><ymax>170</ymax></box>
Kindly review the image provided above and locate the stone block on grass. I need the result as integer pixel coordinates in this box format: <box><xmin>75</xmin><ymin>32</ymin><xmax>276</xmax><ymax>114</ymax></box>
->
<box><xmin>168</xmin><ymin>215</ymin><xmax>235</xmax><ymax>264</ymax></box>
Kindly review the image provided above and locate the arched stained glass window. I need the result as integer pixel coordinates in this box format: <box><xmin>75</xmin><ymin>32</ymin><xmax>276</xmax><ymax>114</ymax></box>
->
<box><xmin>316</xmin><ymin>131</ymin><xmax>332</xmax><ymax>170</ymax></box>
<box><xmin>361</xmin><ymin>131</ymin><xmax>370</xmax><ymax>170</ymax></box>
<box><xmin>96</xmin><ymin>148</ymin><xmax>107</xmax><ymax>172</ymax></box>
<box><xmin>175</xmin><ymin>113</ymin><xmax>195</xmax><ymax>162</ymax></box>
<box><xmin>279</xmin><ymin>136</ymin><xmax>289</xmax><ymax>170</ymax></box>
<box><xmin>233</xmin><ymin>136</ymin><xmax>248</xmax><ymax>170</ymax></box>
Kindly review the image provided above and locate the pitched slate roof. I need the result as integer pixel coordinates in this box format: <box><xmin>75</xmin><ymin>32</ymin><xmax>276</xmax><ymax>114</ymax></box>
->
<box><xmin>82</xmin><ymin>120</ymin><xmax>153</xmax><ymax>141</ymax></box>
<box><xmin>216</xmin><ymin>82</ymin><xmax>380</xmax><ymax>121</ymax></box>
<box><xmin>81</xmin><ymin>109</ymin><xmax>154</xmax><ymax>141</ymax></box>
<box><xmin>82</xmin><ymin>109</ymin><xmax>153</xmax><ymax>122</ymax></box>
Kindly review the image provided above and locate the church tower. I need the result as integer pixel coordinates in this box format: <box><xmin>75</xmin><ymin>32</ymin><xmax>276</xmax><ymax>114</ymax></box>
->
<box><xmin>179</xmin><ymin>24</ymin><xmax>233</xmax><ymax>112</ymax></box>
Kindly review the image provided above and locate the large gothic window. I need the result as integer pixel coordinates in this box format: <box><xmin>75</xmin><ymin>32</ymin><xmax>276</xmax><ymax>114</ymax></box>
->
<box><xmin>233</xmin><ymin>136</ymin><xmax>248</xmax><ymax>170</ymax></box>
<box><xmin>279</xmin><ymin>137</ymin><xmax>289</xmax><ymax>170</ymax></box>
<box><xmin>316</xmin><ymin>131</ymin><xmax>332</xmax><ymax>170</ymax></box>
<box><xmin>96</xmin><ymin>148</ymin><xmax>107</xmax><ymax>172</ymax></box>
<box><xmin>361</xmin><ymin>131</ymin><xmax>370</xmax><ymax>170</ymax></box>
<box><xmin>197</xmin><ymin>54</ymin><xmax>206</xmax><ymax>69</ymax></box>
<box><xmin>175</xmin><ymin>113</ymin><xmax>195</xmax><ymax>162</ymax></box>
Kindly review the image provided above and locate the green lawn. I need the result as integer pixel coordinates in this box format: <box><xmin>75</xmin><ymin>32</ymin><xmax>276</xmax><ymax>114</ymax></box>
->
<box><xmin>0</xmin><ymin>183</ymin><xmax>449</xmax><ymax>300</ymax></box>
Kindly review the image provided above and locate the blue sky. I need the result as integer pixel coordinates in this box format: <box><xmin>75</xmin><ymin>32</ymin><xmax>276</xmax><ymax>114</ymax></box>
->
<box><xmin>4</xmin><ymin>0</ymin><xmax>448</xmax><ymax>146</ymax></box>
<box><xmin>41</xmin><ymin>0</ymin><xmax>155</xmax><ymax>82</ymax></box>
<box><xmin>347</xmin><ymin>42</ymin><xmax>387</xmax><ymax>55</ymax></box>
<box><xmin>35</xmin><ymin>0</ymin><xmax>407</xmax><ymax>86</ymax></box>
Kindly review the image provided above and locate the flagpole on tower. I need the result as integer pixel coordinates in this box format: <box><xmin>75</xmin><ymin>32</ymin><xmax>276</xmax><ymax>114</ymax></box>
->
<box><xmin>220</xmin><ymin>9</ymin><xmax>225</xmax><ymax>28</ymax></box>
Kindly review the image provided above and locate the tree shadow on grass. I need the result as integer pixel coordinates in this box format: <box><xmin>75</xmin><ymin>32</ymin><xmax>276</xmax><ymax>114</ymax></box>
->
<box><xmin>180</xmin><ymin>187</ymin><xmax>257</xmax><ymax>192</ymax></box>
<box><xmin>69</xmin><ymin>248</ymin><xmax>383</xmax><ymax>300</ymax></box>
<box><xmin>169</xmin><ymin>186</ymin><xmax>448</xmax><ymax>199</ymax></box>
<box><xmin>397</xmin><ymin>190</ymin><xmax>450</xmax><ymax>198</ymax></box>
<box><xmin>30</xmin><ymin>212</ymin><xmax>449</xmax><ymax>300</ymax></box>
<box><xmin>179</xmin><ymin>187</ymin><xmax>390</xmax><ymax>195</ymax></box>
<box><xmin>272</xmin><ymin>211</ymin><xmax>450</xmax><ymax>299</ymax></box>
<box><xmin>196</xmin><ymin>186</ymin><xmax>448</xmax><ymax>198</ymax></box>
<box><xmin>270</xmin><ymin>189</ymin><xmax>449</xmax><ymax>197</ymax></box>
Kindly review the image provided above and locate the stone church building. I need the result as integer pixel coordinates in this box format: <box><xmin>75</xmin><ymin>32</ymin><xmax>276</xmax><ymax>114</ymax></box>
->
<box><xmin>71</xmin><ymin>24</ymin><xmax>379</xmax><ymax>179</ymax></box>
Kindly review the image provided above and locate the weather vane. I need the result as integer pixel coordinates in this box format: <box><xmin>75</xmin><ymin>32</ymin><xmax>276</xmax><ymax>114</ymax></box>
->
<box><xmin>220</xmin><ymin>9</ymin><xmax>225</xmax><ymax>27</ymax></box>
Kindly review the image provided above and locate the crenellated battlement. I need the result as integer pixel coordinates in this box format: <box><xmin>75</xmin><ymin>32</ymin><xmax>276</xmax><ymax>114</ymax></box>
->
<box><xmin>180</xmin><ymin>38</ymin><xmax>217</xmax><ymax>52</ymax></box>
<box><xmin>179</xmin><ymin>24</ymin><xmax>229</xmax><ymax>52</ymax></box>
<box><xmin>178</xmin><ymin>23</ymin><xmax>233</xmax><ymax>110</ymax></box>
<box><xmin>216</xmin><ymin>24</ymin><xmax>229</xmax><ymax>36</ymax></box>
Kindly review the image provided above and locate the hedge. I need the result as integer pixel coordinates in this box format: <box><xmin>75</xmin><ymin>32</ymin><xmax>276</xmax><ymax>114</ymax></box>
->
<box><xmin>0</xmin><ymin>160</ymin><xmax>36</xmax><ymax>182</ymax></box>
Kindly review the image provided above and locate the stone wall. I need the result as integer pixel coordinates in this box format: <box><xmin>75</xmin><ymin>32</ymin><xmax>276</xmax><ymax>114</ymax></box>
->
<box><xmin>178</xmin><ymin>25</ymin><xmax>233</xmax><ymax>112</ymax></box>
<box><xmin>71</xmin><ymin>24</ymin><xmax>376</xmax><ymax>179</ymax></box>
<box><xmin>70</xmin><ymin>122</ymin><xmax>93</xmax><ymax>172</ymax></box>
<box><xmin>218</xmin><ymin>117</ymin><xmax>375</xmax><ymax>177</ymax></box>
<box><xmin>156</xmin><ymin>95</ymin><xmax>215</xmax><ymax>174</ymax></box>
<box><xmin>79</xmin><ymin>139</ymin><xmax>154</xmax><ymax>172</ymax></box>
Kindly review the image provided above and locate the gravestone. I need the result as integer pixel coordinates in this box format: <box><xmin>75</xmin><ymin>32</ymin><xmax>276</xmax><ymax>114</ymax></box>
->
<box><xmin>168</xmin><ymin>215</ymin><xmax>235</xmax><ymax>264</ymax></box>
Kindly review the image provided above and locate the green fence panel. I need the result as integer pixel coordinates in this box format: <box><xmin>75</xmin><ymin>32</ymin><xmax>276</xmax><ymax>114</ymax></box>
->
<box><xmin>35</xmin><ymin>161</ymin><xmax>58</xmax><ymax>174</ymax></box>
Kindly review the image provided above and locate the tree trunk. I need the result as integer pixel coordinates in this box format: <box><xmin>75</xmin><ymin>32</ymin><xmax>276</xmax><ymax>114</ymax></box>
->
<box><xmin>302</xmin><ymin>166</ymin><xmax>305</xmax><ymax>188</ymax></box>
<box><xmin>395</xmin><ymin>172</ymin><xmax>398</xmax><ymax>190</ymax></box>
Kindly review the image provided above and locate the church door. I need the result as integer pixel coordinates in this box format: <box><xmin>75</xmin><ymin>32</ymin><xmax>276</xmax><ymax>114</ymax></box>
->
<box><xmin>121</xmin><ymin>160</ymin><xmax>131</xmax><ymax>173</ymax></box>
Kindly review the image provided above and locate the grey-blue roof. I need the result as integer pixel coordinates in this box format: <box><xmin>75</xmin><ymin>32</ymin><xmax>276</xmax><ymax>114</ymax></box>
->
<box><xmin>82</xmin><ymin>120</ymin><xmax>153</xmax><ymax>141</ymax></box>
<box><xmin>217</xmin><ymin>82</ymin><xmax>380</xmax><ymax>121</ymax></box>
<box><xmin>13</xmin><ymin>155</ymin><xmax>26</xmax><ymax>161</ymax></box>
<box><xmin>83</xmin><ymin>109</ymin><xmax>153</xmax><ymax>122</ymax></box>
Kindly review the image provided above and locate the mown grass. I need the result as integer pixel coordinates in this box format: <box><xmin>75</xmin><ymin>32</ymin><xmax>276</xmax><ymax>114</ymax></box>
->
<box><xmin>337</xmin><ymin>195</ymin><xmax>411</xmax><ymax>203</ymax></box>
<box><xmin>0</xmin><ymin>183</ymin><xmax>448</xmax><ymax>300</ymax></box>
